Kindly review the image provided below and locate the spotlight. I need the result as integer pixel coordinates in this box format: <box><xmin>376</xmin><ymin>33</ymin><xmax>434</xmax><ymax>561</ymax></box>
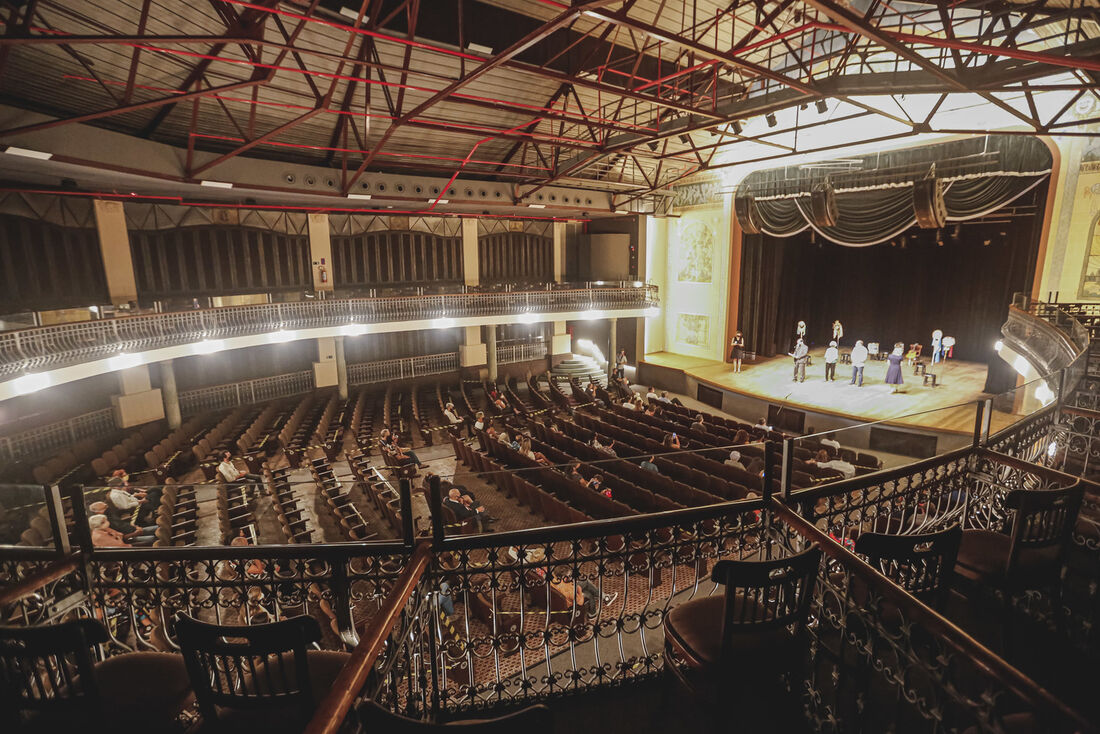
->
<box><xmin>732</xmin><ymin>120</ymin><xmax>743</xmax><ymax>135</ymax></box>
<box><xmin>646</xmin><ymin>140</ymin><xmax>658</xmax><ymax>152</ymax></box>
<box><xmin>678</xmin><ymin>134</ymin><xmax>691</xmax><ymax>145</ymax></box>
<box><xmin>765</xmin><ymin>113</ymin><xmax>777</xmax><ymax>128</ymax></box>
<box><xmin>799</xmin><ymin>103</ymin><xmax>808</xmax><ymax>111</ymax></box>
<box><xmin>816</xmin><ymin>99</ymin><xmax>829</xmax><ymax>114</ymax></box>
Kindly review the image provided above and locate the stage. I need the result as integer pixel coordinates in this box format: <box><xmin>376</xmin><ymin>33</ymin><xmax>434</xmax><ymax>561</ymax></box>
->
<box><xmin>641</xmin><ymin>349</ymin><xmax>1019</xmax><ymax>437</ymax></box>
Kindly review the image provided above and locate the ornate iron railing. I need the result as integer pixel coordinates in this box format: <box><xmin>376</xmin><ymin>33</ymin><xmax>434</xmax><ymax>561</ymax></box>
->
<box><xmin>178</xmin><ymin>370</ymin><xmax>315</xmax><ymax>416</ymax></box>
<box><xmin>496</xmin><ymin>340</ymin><xmax>548</xmax><ymax>365</ymax></box>
<box><xmin>348</xmin><ymin>352</ymin><xmax>458</xmax><ymax>385</ymax></box>
<box><xmin>0</xmin><ymin>284</ymin><xmax>657</xmax><ymax>378</ymax></box>
<box><xmin>0</xmin><ymin>407</ymin><xmax>116</xmax><ymax>463</ymax></box>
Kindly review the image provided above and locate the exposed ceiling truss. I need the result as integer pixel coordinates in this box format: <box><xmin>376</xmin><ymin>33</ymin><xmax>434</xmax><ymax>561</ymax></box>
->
<box><xmin>0</xmin><ymin>0</ymin><xmax>1096</xmax><ymax>214</ymax></box>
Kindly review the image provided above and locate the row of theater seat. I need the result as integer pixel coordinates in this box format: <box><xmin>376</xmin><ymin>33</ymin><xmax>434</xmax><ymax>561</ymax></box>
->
<box><xmin>310</xmin><ymin>456</ymin><xmax>375</xmax><ymax>541</ymax></box>
<box><xmin>268</xmin><ymin>465</ymin><xmax>313</xmax><ymax>543</ymax></box>
<box><xmin>347</xmin><ymin>449</ymin><xmax>405</xmax><ymax>536</ymax></box>
<box><xmin>154</xmin><ymin>482</ymin><xmax>197</xmax><ymax>547</ymax></box>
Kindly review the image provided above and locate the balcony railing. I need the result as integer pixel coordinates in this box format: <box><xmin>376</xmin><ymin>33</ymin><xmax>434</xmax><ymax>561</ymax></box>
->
<box><xmin>178</xmin><ymin>370</ymin><xmax>316</xmax><ymax>416</ymax></box>
<box><xmin>348</xmin><ymin>352</ymin><xmax>459</xmax><ymax>385</ymax></box>
<box><xmin>497</xmin><ymin>340</ymin><xmax>548</xmax><ymax>365</ymax></box>
<box><xmin>0</xmin><ymin>407</ymin><xmax>115</xmax><ymax>464</ymax></box>
<box><xmin>0</xmin><ymin>283</ymin><xmax>656</xmax><ymax>379</ymax></box>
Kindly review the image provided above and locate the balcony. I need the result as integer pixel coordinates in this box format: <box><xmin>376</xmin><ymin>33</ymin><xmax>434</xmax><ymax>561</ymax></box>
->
<box><xmin>0</xmin><ymin>282</ymin><xmax>657</xmax><ymax>398</ymax></box>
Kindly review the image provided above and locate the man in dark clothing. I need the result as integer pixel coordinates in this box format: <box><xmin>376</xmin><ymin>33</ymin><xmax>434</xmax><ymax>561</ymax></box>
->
<box><xmin>444</xmin><ymin>488</ymin><xmax>486</xmax><ymax>532</ymax></box>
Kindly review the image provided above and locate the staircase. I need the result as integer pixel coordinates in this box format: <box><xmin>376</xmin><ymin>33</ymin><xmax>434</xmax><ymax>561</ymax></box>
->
<box><xmin>552</xmin><ymin>355</ymin><xmax>608</xmax><ymax>387</ymax></box>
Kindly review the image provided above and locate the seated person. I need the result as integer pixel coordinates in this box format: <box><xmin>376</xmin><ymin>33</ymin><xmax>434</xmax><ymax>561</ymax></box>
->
<box><xmin>811</xmin><ymin>449</ymin><xmax>856</xmax><ymax>479</ymax></box>
<box><xmin>89</xmin><ymin>500</ymin><xmax>156</xmax><ymax>546</ymax></box>
<box><xmin>645</xmin><ymin>387</ymin><xmax>659</xmax><ymax>402</ymax></box>
<box><xmin>733</xmin><ymin>429</ymin><xmax>751</xmax><ymax>445</ymax></box>
<box><xmin>657</xmin><ymin>391</ymin><xmax>672</xmax><ymax>403</ymax></box>
<box><xmin>724</xmin><ymin>450</ymin><xmax>744</xmax><ymax>469</ymax></box>
<box><xmin>662</xmin><ymin>433</ymin><xmax>681</xmax><ymax>450</ymax></box>
<box><xmin>107</xmin><ymin>476</ymin><xmax>153</xmax><ymax>525</ymax></box>
<box><xmin>568</xmin><ymin>463</ymin><xmax>586</xmax><ymax>485</ymax></box>
<box><xmin>643</xmin><ymin>404</ymin><xmax>658</xmax><ymax>417</ymax></box>
<box><xmin>218</xmin><ymin>451</ymin><xmax>263</xmax><ymax>485</ymax></box>
<box><xmin>473</xmin><ymin>411</ymin><xmax>487</xmax><ymax>432</ymax></box>
<box><xmin>820</xmin><ymin>433</ymin><xmax>841</xmax><ymax>451</ymax></box>
<box><xmin>755</xmin><ymin>417</ymin><xmax>772</xmax><ymax>431</ymax></box>
<box><xmin>443</xmin><ymin>487</ymin><xmax>488</xmax><ymax>532</ymax></box>
<box><xmin>379</xmin><ymin>429</ymin><xmax>423</xmax><ymax>468</ymax></box>
<box><xmin>591</xmin><ymin>436</ymin><xmax>617</xmax><ymax>456</ymax></box>
<box><xmin>443</xmin><ymin>402</ymin><xmax>463</xmax><ymax>425</ymax></box>
<box><xmin>691</xmin><ymin>415</ymin><xmax>706</xmax><ymax>433</ymax></box>
<box><xmin>621</xmin><ymin>397</ymin><xmax>637</xmax><ymax>411</ymax></box>
<box><xmin>588</xmin><ymin>474</ymin><xmax>611</xmax><ymax>499</ymax></box>
<box><xmin>88</xmin><ymin>514</ymin><xmax>133</xmax><ymax>547</ymax></box>
<box><xmin>640</xmin><ymin>456</ymin><xmax>659</xmax><ymax>473</ymax></box>
<box><xmin>550</xmin><ymin>568</ymin><xmax>618</xmax><ymax>619</ymax></box>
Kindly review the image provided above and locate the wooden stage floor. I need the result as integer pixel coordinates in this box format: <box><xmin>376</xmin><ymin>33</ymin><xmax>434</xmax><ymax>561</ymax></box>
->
<box><xmin>643</xmin><ymin>349</ymin><xmax>1020</xmax><ymax>435</ymax></box>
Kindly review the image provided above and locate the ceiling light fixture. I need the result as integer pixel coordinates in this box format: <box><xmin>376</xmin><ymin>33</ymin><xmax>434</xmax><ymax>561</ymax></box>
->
<box><xmin>435</xmin><ymin>199</ymin><xmax>449</xmax><ymax>204</ymax></box>
<box><xmin>347</xmin><ymin>193</ymin><xmax>372</xmax><ymax>200</ymax></box>
<box><xmin>467</xmin><ymin>42</ymin><xmax>493</xmax><ymax>55</ymax></box>
<box><xmin>200</xmin><ymin>180</ymin><xmax>233</xmax><ymax>189</ymax></box>
<box><xmin>816</xmin><ymin>99</ymin><xmax>829</xmax><ymax>114</ymax></box>
<box><xmin>338</xmin><ymin>6</ymin><xmax>367</xmax><ymax>20</ymax></box>
<box><xmin>765</xmin><ymin>113</ymin><xmax>777</xmax><ymax>128</ymax></box>
<box><xmin>528</xmin><ymin>203</ymin><xmax>546</xmax><ymax>209</ymax></box>
<box><xmin>731</xmin><ymin>120</ymin><xmax>743</xmax><ymax>135</ymax></box>
<box><xmin>4</xmin><ymin>146</ymin><xmax>52</xmax><ymax>160</ymax></box>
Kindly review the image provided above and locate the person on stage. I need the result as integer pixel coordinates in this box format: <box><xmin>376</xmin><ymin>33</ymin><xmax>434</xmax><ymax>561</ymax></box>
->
<box><xmin>832</xmin><ymin>320</ymin><xmax>843</xmax><ymax>343</ymax></box>
<box><xmin>796</xmin><ymin>320</ymin><xmax>807</xmax><ymax>340</ymax></box>
<box><xmin>850</xmin><ymin>340</ymin><xmax>868</xmax><ymax>387</ymax></box>
<box><xmin>729</xmin><ymin>330</ymin><xmax>746</xmax><ymax>373</ymax></box>
<box><xmin>790</xmin><ymin>337</ymin><xmax>809</xmax><ymax>383</ymax></box>
<box><xmin>931</xmin><ymin>329</ymin><xmax>943</xmax><ymax>364</ymax></box>
<box><xmin>615</xmin><ymin>349</ymin><xmax>628</xmax><ymax>379</ymax></box>
<box><xmin>824</xmin><ymin>340</ymin><xmax>839</xmax><ymax>381</ymax></box>
<box><xmin>886</xmin><ymin>342</ymin><xmax>905</xmax><ymax>393</ymax></box>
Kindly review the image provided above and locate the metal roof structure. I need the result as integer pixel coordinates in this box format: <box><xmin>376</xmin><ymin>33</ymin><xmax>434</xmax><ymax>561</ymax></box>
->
<box><xmin>0</xmin><ymin>0</ymin><xmax>1097</xmax><ymax>213</ymax></box>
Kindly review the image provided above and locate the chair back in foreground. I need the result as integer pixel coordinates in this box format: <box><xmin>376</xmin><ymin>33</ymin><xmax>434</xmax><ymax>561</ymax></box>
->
<box><xmin>0</xmin><ymin>618</ymin><xmax>107</xmax><ymax>722</ymax></box>
<box><xmin>710</xmin><ymin>545</ymin><xmax>822</xmax><ymax>660</ymax></box>
<box><xmin>357</xmin><ymin>700</ymin><xmax>554</xmax><ymax>733</ymax></box>
<box><xmin>175</xmin><ymin>613</ymin><xmax>323</xmax><ymax>725</ymax></box>
<box><xmin>854</xmin><ymin>525</ymin><xmax>962</xmax><ymax>609</ymax></box>
<box><xmin>1002</xmin><ymin>486</ymin><xmax>1083</xmax><ymax>585</ymax></box>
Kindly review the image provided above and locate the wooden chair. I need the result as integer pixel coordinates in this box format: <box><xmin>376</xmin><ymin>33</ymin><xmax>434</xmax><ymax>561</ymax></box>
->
<box><xmin>175</xmin><ymin>614</ymin><xmax>351</xmax><ymax>733</ymax></box>
<box><xmin>357</xmin><ymin>701</ymin><xmax>553</xmax><ymax>732</ymax></box>
<box><xmin>0</xmin><ymin>618</ymin><xmax>192</xmax><ymax>731</ymax></box>
<box><xmin>854</xmin><ymin>525</ymin><xmax>961</xmax><ymax>610</ymax></box>
<box><xmin>663</xmin><ymin>546</ymin><xmax>821</xmax><ymax>697</ymax></box>
<box><xmin>956</xmin><ymin>486</ymin><xmax>1083</xmax><ymax>604</ymax></box>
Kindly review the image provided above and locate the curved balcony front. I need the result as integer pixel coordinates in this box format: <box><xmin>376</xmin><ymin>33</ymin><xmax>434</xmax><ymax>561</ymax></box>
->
<box><xmin>0</xmin><ymin>283</ymin><xmax>658</xmax><ymax>399</ymax></box>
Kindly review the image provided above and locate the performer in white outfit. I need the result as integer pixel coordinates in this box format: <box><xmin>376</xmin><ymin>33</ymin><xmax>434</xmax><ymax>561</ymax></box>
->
<box><xmin>832</xmin><ymin>320</ymin><xmax>843</xmax><ymax>343</ymax></box>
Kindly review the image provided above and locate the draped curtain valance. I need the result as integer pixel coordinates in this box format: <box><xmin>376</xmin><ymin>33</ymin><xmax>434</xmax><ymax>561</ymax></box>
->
<box><xmin>738</xmin><ymin>135</ymin><xmax>1052</xmax><ymax>247</ymax></box>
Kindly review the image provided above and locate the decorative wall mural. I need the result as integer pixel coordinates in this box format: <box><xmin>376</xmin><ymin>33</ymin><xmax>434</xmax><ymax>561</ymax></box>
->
<box><xmin>676</xmin><ymin>220</ymin><xmax>714</xmax><ymax>283</ymax></box>
<box><xmin>1079</xmin><ymin>213</ymin><xmax>1100</xmax><ymax>298</ymax></box>
<box><xmin>675</xmin><ymin>313</ymin><xmax>710</xmax><ymax>348</ymax></box>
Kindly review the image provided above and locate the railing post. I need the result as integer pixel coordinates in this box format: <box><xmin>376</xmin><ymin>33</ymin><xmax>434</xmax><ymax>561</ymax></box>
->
<box><xmin>67</xmin><ymin>485</ymin><xmax>93</xmax><ymax>551</ymax></box>
<box><xmin>762</xmin><ymin>441</ymin><xmax>775</xmax><ymax>505</ymax></box>
<box><xmin>399</xmin><ymin>478</ymin><xmax>415</xmax><ymax>548</ymax></box>
<box><xmin>428</xmin><ymin>473</ymin><xmax>445</xmax><ymax>548</ymax></box>
<box><xmin>1057</xmin><ymin>366</ymin><xmax>1068</xmax><ymax>408</ymax></box>
<box><xmin>972</xmin><ymin>399</ymin><xmax>986</xmax><ymax>449</ymax></box>
<box><xmin>780</xmin><ymin>437</ymin><xmax>794</xmax><ymax>501</ymax></box>
<box><xmin>44</xmin><ymin>483</ymin><xmax>71</xmax><ymax>555</ymax></box>
<box><xmin>331</xmin><ymin>560</ymin><xmax>357</xmax><ymax>648</ymax></box>
<box><xmin>975</xmin><ymin>398</ymin><xmax>993</xmax><ymax>448</ymax></box>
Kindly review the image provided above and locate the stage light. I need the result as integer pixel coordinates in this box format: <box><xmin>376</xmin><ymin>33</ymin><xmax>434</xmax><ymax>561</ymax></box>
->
<box><xmin>799</xmin><ymin>103</ymin><xmax>808</xmax><ymax>111</ymax></box>
<box><xmin>994</xmin><ymin>340</ymin><xmax>1003</xmax><ymax>352</ymax></box>
<box><xmin>678</xmin><ymin>134</ymin><xmax>691</xmax><ymax>145</ymax></box>
<box><xmin>267</xmin><ymin>329</ymin><xmax>295</xmax><ymax>343</ymax></box>
<box><xmin>646</xmin><ymin>140</ymin><xmax>658</xmax><ymax>152</ymax></box>
<box><xmin>433</xmin><ymin>317</ymin><xmax>455</xmax><ymax>329</ymax></box>
<box><xmin>518</xmin><ymin>312</ymin><xmax>540</xmax><ymax>324</ymax></box>
<box><xmin>107</xmin><ymin>352</ymin><xmax>142</xmax><ymax>371</ymax></box>
<box><xmin>342</xmin><ymin>322</ymin><xmax>367</xmax><ymax>336</ymax></box>
<box><xmin>732</xmin><ymin>120</ymin><xmax>743</xmax><ymax>135</ymax></box>
<box><xmin>765</xmin><ymin>113</ymin><xmax>777</xmax><ymax>128</ymax></box>
<box><xmin>193</xmin><ymin>339</ymin><xmax>224</xmax><ymax>355</ymax></box>
<box><xmin>816</xmin><ymin>99</ymin><xmax>829</xmax><ymax>114</ymax></box>
<box><xmin>466</xmin><ymin>42</ymin><xmax>493</xmax><ymax>55</ymax></box>
<box><xmin>12</xmin><ymin>372</ymin><xmax>51</xmax><ymax>395</ymax></box>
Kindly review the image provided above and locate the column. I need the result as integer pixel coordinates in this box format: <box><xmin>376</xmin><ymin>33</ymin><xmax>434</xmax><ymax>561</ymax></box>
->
<box><xmin>308</xmin><ymin>213</ymin><xmax>334</xmax><ymax>294</ymax></box>
<box><xmin>485</xmin><ymin>325</ymin><xmax>498</xmax><ymax>382</ymax></box>
<box><xmin>462</xmin><ymin>218</ymin><xmax>480</xmax><ymax>287</ymax></box>
<box><xmin>459</xmin><ymin>325</ymin><xmax>487</xmax><ymax>379</ymax></box>
<box><xmin>314</xmin><ymin>337</ymin><xmax>338</xmax><ymax>388</ymax></box>
<box><xmin>635</xmin><ymin>214</ymin><xmax>649</xmax><ymax>362</ymax></box>
<box><xmin>553</xmin><ymin>221</ymin><xmax>566</xmax><ymax>282</ymax></box>
<box><xmin>93</xmin><ymin>199</ymin><xmax>138</xmax><ymax>305</ymax></box>
<box><xmin>161</xmin><ymin>360</ymin><xmax>181</xmax><ymax>429</ymax></box>
<box><xmin>335</xmin><ymin>336</ymin><xmax>348</xmax><ymax>400</ymax></box>
<box><xmin>550</xmin><ymin>321</ymin><xmax>572</xmax><ymax>367</ymax></box>
<box><xmin>608</xmin><ymin>317</ymin><xmax>617</xmax><ymax>378</ymax></box>
<box><xmin>111</xmin><ymin>364</ymin><xmax>164</xmax><ymax>428</ymax></box>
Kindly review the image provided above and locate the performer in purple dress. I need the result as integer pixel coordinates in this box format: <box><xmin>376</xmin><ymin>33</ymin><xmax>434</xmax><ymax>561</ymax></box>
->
<box><xmin>885</xmin><ymin>342</ymin><xmax>905</xmax><ymax>393</ymax></box>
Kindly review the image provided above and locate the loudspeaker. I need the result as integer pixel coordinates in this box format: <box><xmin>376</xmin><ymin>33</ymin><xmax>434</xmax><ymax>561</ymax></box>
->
<box><xmin>734</xmin><ymin>194</ymin><xmax>763</xmax><ymax>234</ymax></box>
<box><xmin>809</xmin><ymin>181</ymin><xmax>838</xmax><ymax>227</ymax></box>
<box><xmin>913</xmin><ymin>177</ymin><xmax>947</xmax><ymax>229</ymax></box>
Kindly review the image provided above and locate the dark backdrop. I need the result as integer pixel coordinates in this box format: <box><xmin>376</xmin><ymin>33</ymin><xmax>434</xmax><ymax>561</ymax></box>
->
<box><xmin>737</xmin><ymin>182</ymin><xmax>1046</xmax><ymax>394</ymax></box>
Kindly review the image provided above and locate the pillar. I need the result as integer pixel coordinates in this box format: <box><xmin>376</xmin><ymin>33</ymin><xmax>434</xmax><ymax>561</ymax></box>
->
<box><xmin>608</xmin><ymin>317</ymin><xmax>618</xmax><ymax>377</ymax></box>
<box><xmin>550</xmin><ymin>321</ymin><xmax>572</xmax><ymax>367</ymax></box>
<box><xmin>553</xmin><ymin>221</ymin><xmax>566</xmax><ymax>282</ymax></box>
<box><xmin>111</xmin><ymin>364</ymin><xmax>164</xmax><ymax>428</ymax></box>
<box><xmin>308</xmin><ymin>212</ymin><xmax>334</xmax><ymax>293</ymax></box>
<box><xmin>314</xmin><ymin>337</ymin><xmax>338</xmax><ymax>388</ymax></box>
<box><xmin>486</xmin><ymin>325</ymin><xmax>498</xmax><ymax>382</ymax></box>
<box><xmin>459</xmin><ymin>325</ymin><xmax>487</xmax><ymax>379</ymax></box>
<box><xmin>635</xmin><ymin>215</ymin><xmax>648</xmax><ymax>360</ymax></box>
<box><xmin>335</xmin><ymin>336</ymin><xmax>348</xmax><ymax>400</ymax></box>
<box><xmin>462</xmin><ymin>218</ymin><xmax>480</xmax><ymax>287</ymax></box>
<box><xmin>93</xmin><ymin>199</ymin><xmax>138</xmax><ymax>305</ymax></box>
<box><xmin>161</xmin><ymin>360</ymin><xmax>181</xmax><ymax>429</ymax></box>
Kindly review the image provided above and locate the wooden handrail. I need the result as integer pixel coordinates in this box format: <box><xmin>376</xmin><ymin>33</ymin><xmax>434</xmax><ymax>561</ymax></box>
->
<box><xmin>304</xmin><ymin>542</ymin><xmax>432</xmax><ymax>734</ymax></box>
<box><xmin>772</xmin><ymin>499</ymin><xmax>1096</xmax><ymax>734</ymax></box>
<box><xmin>0</xmin><ymin>555</ymin><xmax>80</xmax><ymax>608</ymax></box>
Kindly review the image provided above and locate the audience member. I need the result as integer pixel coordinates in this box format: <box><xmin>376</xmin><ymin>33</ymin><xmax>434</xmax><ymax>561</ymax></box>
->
<box><xmin>725</xmin><ymin>450</ymin><xmax>744</xmax><ymax>469</ymax></box>
<box><xmin>218</xmin><ymin>451</ymin><xmax>262</xmax><ymax>485</ymax></box>
<box><xmin>444</xmin><ymin>488</ymin><xmax>487</xmax><ymax>532</ymax></box>
<box><xmin>646</xmin><ymin>387</ymin><xmax>658</xmax><ymax>402</ymax></box>
<box><xmin>691</xmin><ymin>414</ymin><xmax>706</xmax><ymax>432</ymax></box>
<box><xmin>473</xmin><ymin>411</ymin><xmax>486</xmax><ymax>431</ymax></box>
<box><xmin>821</xmin><ymin>433</ymin><xmax>841</xmax><ymax>451</ymax></box>
<box><xmin>88</xmin><ymin>514</ymin><xmax>130</xmax><ymax>547</ymax></box>
<box><xmin>640</xmin><ymin>456</ymin><xmax>659</xmax><ymax>473</ymax></box>
<box><xmin>379</xmin><ymin>429</ymin><xmax>423</xmax><ymax>468</ymax></box>
<box><xmin>812</xmin><ymin>449</ymin><xmax>856</xmax><ymax>479</ymax></box>
<box><xmin>657</xmin><ymin>391</ymin><xmax>672</xmax><ymax>403</ymax></box>
<box><xmin>89</xmin><ymin>500</ymin><xmax>155</xmax><ymax>546</ymax></box>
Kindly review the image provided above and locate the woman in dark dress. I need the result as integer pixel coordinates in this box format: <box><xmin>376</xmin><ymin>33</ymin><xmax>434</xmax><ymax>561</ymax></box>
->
<box><xmin>729</xmin><ymin>331</ymin><xmax>745</xmax><ymax>373</ymax></box>
<box><xmin>885</xmin><ymin>342</ymin><xmax>905</xmax><ymax>393</ymax></box>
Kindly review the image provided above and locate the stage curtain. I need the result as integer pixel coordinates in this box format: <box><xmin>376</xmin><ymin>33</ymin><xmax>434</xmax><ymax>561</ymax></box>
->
<box><xmin>736</xmin><ymin>180</ymin><xmax>1047</xmax><ymax>394</ymax></box>
<box><xmin>741</xmin><ymin>135</ymin><xmax>1052</xmax><ymax>247</ymax></box>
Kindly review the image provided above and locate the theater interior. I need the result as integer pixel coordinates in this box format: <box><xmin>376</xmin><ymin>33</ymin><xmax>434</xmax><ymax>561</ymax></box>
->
<box><xmin>1</xmin><ymin>1</ymin><xmax>1100</xmax><ymax>732</ymax></box>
